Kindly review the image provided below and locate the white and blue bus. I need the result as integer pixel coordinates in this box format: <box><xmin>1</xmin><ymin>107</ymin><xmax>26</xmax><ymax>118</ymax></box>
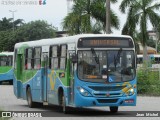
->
<box><xmin>137</xmin><ymin>54</ymin><xmax>160</xmax><ymax>68</ymax></box>
<box><xmin>13</xmin><ymin>34</ymin><xmax>137</xmax><ymax>113</ymax></box>
<box><xmin>0</xmin><ymin>52</ymin><xmax>14</xmax><ymax>84</ymax></box>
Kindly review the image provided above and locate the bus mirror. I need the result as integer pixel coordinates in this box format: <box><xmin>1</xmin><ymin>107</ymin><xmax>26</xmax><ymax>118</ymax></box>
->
<box><xmin>71</xmin><ymin>54</ymin><xmax>77</xmax><ymax>63</ymax></box>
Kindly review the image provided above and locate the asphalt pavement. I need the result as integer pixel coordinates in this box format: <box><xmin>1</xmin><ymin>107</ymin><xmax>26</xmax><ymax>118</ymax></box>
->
<box><xmin>0</xmin><ymin>85</ymin><xmax>160</xmax><ymax>119</ymax></box>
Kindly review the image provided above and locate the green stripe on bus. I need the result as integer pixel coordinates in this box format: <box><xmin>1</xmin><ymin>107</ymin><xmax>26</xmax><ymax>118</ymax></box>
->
<box><xmin>0</xmin><ymin>66</ymin><xmax>12</xmax><ymax>73</ymax></box>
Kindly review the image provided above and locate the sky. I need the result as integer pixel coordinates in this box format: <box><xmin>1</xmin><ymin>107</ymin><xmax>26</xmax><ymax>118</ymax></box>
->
<box><xmin>0</xmin><ymin>0</ymin><xmax>154</xmax><ymax>34</ymax></box>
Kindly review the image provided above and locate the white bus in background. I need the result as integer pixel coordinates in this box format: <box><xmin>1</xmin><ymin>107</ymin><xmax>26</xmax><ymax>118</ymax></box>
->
<box><xmin>137</xmin><ymin>54</ymin><xmax>160</xmax><ymax>68</ymax></box>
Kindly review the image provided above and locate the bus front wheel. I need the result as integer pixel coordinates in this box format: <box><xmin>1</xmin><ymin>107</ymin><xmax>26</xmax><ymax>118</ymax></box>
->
<box><xmin>27</xmin><ymin>87</ymin><xmax>35</xmax><ymax>108</ymax></box>
<box><xmin>110</xmin><ymin>106</ymin><xmax>118</xmax><ymax>113</ymax></box>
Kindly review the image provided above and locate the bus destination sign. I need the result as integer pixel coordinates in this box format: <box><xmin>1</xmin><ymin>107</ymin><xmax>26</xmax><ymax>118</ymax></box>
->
<box><xmin>78</xmin><ymin>37</ymin><xmax>134</xmax><ymax>48</ymax></box>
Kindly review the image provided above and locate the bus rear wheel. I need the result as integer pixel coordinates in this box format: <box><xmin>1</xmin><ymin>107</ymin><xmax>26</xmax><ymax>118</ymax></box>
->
<box><xmin>59</xmin><ymin>91</ymin><xmax>68</xmax><ymax>114</ymax></box>
<box><xmin>27</xmin><ymin>87</ymin><xmax>36</xmax><ymax>108</ymax></box>
<box><xmin>110</xmin><ymin>106</ymin><xmax>118</xmax><ymax>113</ymax></box>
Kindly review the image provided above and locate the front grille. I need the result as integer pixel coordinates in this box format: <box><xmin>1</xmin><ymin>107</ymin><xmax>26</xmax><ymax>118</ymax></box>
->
<box><xmin>97</xmin><ymin>99</ymin><xmax>118</xmax><ymax>103</ymax></box>
<box><xmin>89</xmin><ymin>86</ymin><xmax>126</xmax><ymax>91</ymax></box>
<box><xmin>94</xmin><ymin>93</ymin><xmax>121</xmax><ymax>97</ymax></box>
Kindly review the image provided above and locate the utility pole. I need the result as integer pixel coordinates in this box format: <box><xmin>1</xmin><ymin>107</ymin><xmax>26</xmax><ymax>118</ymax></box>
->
<box><xmin>67</xmin><ymin>0</ymin><xmax>73</xmax><ymax>13</ymax></box>
<box><xmin>106</xmin><ymin>0</ymin><xmax>110</xmax><ymax>34</ymax></box>
<box><xmin>9</xmin><ymin>10</ymin><xmax>17</xmax><ymax>33</ymax></box>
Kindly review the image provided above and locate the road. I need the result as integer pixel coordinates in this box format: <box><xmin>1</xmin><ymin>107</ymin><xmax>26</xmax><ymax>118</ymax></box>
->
<box><xmin>0</xmin><ymin>85</ymin><xmax>160</xmax><ymax>119</ymax></box>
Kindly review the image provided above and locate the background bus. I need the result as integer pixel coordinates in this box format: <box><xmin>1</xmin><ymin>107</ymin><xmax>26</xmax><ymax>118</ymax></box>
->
<box><xmin>13</xmin><ymin>34</ymin><xmax>137</xmax><ymax>113</ymax></box>
<box><xmin>0</xmin><ymin>52</ymin><xmax>14</xmax><ymax>85</ymax></box>
<box><xmin>137</xmin><ymin>54</ymin><xmax>160</xmax><ymax>68</ymax></box>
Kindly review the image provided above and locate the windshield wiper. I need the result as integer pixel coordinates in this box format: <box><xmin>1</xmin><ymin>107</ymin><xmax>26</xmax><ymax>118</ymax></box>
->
<box><xmin>114</xmin><ymin>48</ymin><xmax>122</xmax><ymax>70</ymax></box>
<box><xmin>91</xmin><ymin>48</ymin><xmax>99</xmax><ymax>64</ymax></box>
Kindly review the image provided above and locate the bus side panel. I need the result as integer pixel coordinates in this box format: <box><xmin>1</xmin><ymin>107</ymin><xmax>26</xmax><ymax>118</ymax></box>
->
<box><xmin>31</xmin><ymin>70</ymin><xmax>43</xmax><ymax>102</ymax></box>
<box><xmin>47</xmin><ymin>69</ymin><xmax>61</xmax><ymax>105</ymax></box>
<box><xmin>13</xmin><ymin>78</ymin><xmax>16</xmax><ymax>95</ymax></box>
<box><xmin>0</xmin><ymin>68</ymin><xmax>13</xmax><ymax>82</ymax></box>
<box><xmin>47</xmin><ymin>69</ymin><xmax>70</xmax><ymax>106</ymax></box>
<box><xmin>17</xmin><ymin>81</ymin><xmax>23</xmax><ymax>98</ymax></box>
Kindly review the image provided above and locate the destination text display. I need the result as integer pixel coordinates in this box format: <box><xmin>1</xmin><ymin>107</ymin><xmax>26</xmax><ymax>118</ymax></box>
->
<box><xmin>78</xmin><ymin>37</ymin><xmax>133</xmax><ymax>48</ymax></box>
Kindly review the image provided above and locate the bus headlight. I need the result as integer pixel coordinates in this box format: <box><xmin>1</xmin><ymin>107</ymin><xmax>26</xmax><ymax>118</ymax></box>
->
<box><xmin>128</xmin><ymin>88</ymin><xmax>134</xmax><ymax>96</ymax></box>
<box><xmin>77</xmin><ymin>87</ymin><xmax>92</xmax><ymax>97</ymax></box>
<box><xmin>130</xmin><ymin>88</ymin><xmax>134</xmax><ymax>93</ymax></box>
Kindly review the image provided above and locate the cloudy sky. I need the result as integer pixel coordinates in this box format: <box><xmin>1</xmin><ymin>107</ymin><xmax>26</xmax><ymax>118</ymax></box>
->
<box><xmin>0</xmin><ymin>0</ymin><xmax>153</xmax><ymax>34</ymax></box>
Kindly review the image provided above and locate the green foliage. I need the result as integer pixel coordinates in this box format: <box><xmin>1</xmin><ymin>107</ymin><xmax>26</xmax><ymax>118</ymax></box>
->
<box><xmin>0</xmin><ymin>20</ymin><xmax>56</xmax><ymax>52</ymax></box>
<box><xmin>0</xmin><ymin>17</ymin><xmax>24</xmax><ymax>31</ymax></box>
<box><xmin>137</xmin><ymin>68</ymin><xmax>160</xmax><ymax>96</ymax></box>
<box><xmin>62</xmin><ymin>0</ymin><xmax>120</xmax><ymax>35</ymax></box>
<box><xmin>15</xmin><ymin>20</ymin><xmax>56</xmax><ymax>41</ymax></box>
<box><xmin>120</xmin><ymin>0</ymin><xmax>160</xmax><ymax>66</ymax></box>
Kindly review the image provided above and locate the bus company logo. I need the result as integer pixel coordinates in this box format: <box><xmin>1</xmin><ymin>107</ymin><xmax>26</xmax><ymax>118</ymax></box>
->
<box><xmin>39</xmin><ymin>0</ymin><xmax>46</xmax><ymax>5</ymax></box>
<box><xmin>2</xmin><ymin>112</ymin><xmax>12</xmax><ymax>117</ymax></box>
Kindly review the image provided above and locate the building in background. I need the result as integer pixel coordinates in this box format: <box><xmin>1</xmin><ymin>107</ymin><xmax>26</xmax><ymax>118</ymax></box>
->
<box><xmin>138</xmin><ymin>43</ymin><xmax>157</xmax><ymax>54</ymax></box>
<box><xmin>148</xmin><ymin>28</ymin><xmax>159</xmax><ymax>52</ymax></box>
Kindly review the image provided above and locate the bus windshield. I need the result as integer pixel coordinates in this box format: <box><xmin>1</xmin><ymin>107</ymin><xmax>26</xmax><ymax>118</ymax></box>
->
<box><xmin>78</xmin><ymin>50</ymin><xmax>135</xmax><ymax>83</ymax></box>
<box><xmin>0</xmin><ymin>56</ymin><xmax>12</xmax><ymax>66</ymax></box>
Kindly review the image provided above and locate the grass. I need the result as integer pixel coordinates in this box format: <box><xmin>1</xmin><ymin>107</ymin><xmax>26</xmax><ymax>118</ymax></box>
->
<box><xmin>137</xmin><ymin>68</ymin><xmax>160</xmax><ymax>96</ymax></box>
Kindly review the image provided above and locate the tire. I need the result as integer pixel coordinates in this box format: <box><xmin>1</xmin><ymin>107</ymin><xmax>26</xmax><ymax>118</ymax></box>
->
<box><xmin>110</xmin><ymin>106</ymin><xmax>118</xmax><ymax>113</ymax></box>
<box><xmin>26</xmin><ymin>87</ymin><xmax>36</xmax><ymax>108</ymax></box>
<box><xmin>59</xmin><ymin>91</ymin><xmax>68</xmax><ymax>114</ymax></box>
<box><xmin>9</xmin><ymin>81</ymin><xmax>13</xmax><ymax>85</ymax></box>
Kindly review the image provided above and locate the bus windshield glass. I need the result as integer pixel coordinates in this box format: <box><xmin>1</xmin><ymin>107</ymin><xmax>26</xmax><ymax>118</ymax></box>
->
<box><xmin>0</xmin><ymin>56</ymin><xmax>12</xmax><ymax>66</ymax></box>
<box><xmin>78</xmin><ymin>50</ymin><xmax>135</xmax><ymax>83</ymax></box>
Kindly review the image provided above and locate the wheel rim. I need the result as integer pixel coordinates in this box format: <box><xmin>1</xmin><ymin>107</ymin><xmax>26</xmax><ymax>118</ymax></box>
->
<box><xmin>27</xmin><ymin>89</ymin><xmax>31</xmax><ymax>107</ymax></box>
<box><xmin>62</xmin><ymin>95</ymin><xmax>66</xmax><ymax>112</ymax></box>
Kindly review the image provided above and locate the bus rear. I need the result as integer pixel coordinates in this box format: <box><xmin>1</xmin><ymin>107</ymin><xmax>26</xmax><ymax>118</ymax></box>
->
<box><xmin>0</xmin><ymin>52</ymin><xmax>14</xmax><ymax>84</ymax></box>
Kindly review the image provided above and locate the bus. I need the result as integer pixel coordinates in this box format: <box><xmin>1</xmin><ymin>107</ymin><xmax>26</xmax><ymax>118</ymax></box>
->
<box><xmin>0</xmin><ymin>52</ymin><xmax>14</xmax><ymax>84</ymax></box>
<box><xmin>137</xmin><ymin>54</ymin><xmax>160</xmax><ymax>68</ymax></box>
<box><xmin>13</xmin><ymin>34</ymin><xmax>137</xmax><ymax>113</ymax></box>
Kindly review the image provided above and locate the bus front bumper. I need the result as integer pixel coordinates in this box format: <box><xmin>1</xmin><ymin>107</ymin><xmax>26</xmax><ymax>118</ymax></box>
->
<box><xmin>74</xmin><ymin>93</ymin><xmax>136</xmax><ymax>107</ymax></box>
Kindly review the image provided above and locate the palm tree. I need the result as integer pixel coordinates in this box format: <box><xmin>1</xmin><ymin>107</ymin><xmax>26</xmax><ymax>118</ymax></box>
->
<box><xmin>62</xmin><ymin>0</ymin><xmax>119</xmax><ymax>35</ymax></box>
<box><xmin>0</xmin><ymin>17</ymin><xmax>24</xmax><ymax>31</ymax></box>
<box><xmin>0</xmin><ymin>17</ymin><xmax>13</xmax><ymax>31</ymax></box>
<box><xmin>120</xmin><ymin>0</ymin><xmax>160</xmax><ymax>66</ymax></box>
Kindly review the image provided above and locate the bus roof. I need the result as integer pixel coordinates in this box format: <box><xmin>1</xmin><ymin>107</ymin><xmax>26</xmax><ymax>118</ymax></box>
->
<box><xmin>0</xmin><ymin>52</ymin><xmax>14</xmax><ymax>56</ymax></box>
<box><xmin>14</xmin><ymin>34</ymin><xmax>133</xmax><ymax>48</ymax></box>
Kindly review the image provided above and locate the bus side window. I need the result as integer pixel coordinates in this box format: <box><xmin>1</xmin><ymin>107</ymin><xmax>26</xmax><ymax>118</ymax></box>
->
<box><xmin>0</xmin><ymin>56</ymin><xmax>7</xmax><ymax>66</ymax></box>
<box><xmin>50</xmin><ymin>45</ymin><xmax>59</xmax><ymax>69</ymax></box>
<box><xmin>25</xmin><ymin>48</ymin><xmax>33</xmax><ymax>70</ymax></box>
<box><xmin>33</xmin><ymin>47</ymin><xmax>41</xmax><ymax>69</ymax></box>
<box><xmin>60</xmin><ymin>45</ymin><xmax>67</xmax><ymax>70</ymax></box>
<box><xmin>8</xmin><ymin>55</ymin><xmax>13</xmax><ymax>66</ymax></box>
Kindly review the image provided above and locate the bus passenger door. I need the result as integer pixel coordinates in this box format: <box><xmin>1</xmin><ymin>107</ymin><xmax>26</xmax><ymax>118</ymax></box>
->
<box><xmin>68</xmin><ymin>43</ymin><xmax>76</xmax><ymax>105</ymax></box>
<box><xmin>42</xmin><ymin>52</ymin><xmax>48</xmax><ymax>102</ymax></box>
<box><xmin>17</xmin><ymin>54</ymin><xmax>23</xmax><ymax>98</ymax></box>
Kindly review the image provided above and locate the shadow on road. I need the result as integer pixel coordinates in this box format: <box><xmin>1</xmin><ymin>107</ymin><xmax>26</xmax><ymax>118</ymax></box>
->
<box><xmin>21</xmin><ymin>104</ymin><xmax>128</xmax><ymax>117</ymax></box>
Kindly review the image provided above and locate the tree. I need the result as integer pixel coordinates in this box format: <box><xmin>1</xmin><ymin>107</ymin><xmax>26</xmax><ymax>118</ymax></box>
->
<box><xmin>0</xmin><ymin>17</ymin><xmax>24</xmax><ymax>31</ymax></box>
<box><xmin>120</xmin><ymin>0</ymin><xmax>160</xmax><ymax>66</ymax></box>
<box><xmin>62</xmin><ymin>0</ymin><xmax>119</xmax><ymax>35</ymax></box>
<box><xmin>0</xmin><ymin>17</ymin><xmax>13</xmax><ymax>31</ymax></box>
<box><xmin>15</xmin><ymin>20</ymin><xmax>56</xmax><ymax>42</ymax></box>
<box><xmin>0</xmin><ymin>20</ymin><xmax>56</xmax><ymax>51</ymax></box>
